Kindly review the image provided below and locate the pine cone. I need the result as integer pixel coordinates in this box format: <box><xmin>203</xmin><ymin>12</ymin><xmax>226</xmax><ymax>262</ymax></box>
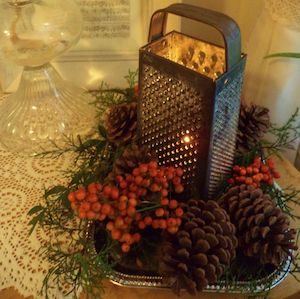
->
<box><xmin>219</xmin><ymin>184</ymin><xmax>298</xmax><ymax>266</ymax></box>
<box><xmin>159</xmin><ymin>199</ymin><xmax>238</xmax><ymax>295</ymax></box>
<box><xmin>107</xmin><ymin>102</ymin><xmax>137</xmax><ymax>144</ymax></box>
<box><xmin>236</xmin><ymin>104</ymin><xmax>270</xmax><ymax>153</ymax></box>
<box><xmin>113</xmin><ymin>144</ymin><xmax>153</xmax><ymax>176</ymax></box>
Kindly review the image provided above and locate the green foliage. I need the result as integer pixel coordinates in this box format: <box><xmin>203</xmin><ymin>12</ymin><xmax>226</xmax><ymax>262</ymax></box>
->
<box><xmin>265</xmin><ymin>52</ymin><xmax>300</xmax><ymax>59</ymax></box>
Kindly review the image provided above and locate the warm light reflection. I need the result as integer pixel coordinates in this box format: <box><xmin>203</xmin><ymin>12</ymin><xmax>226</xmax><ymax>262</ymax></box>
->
<box><xmin>183</xmin><ymin>135</ymin><xmax>191</xmax><ymax>143</ymax></box>
<box><xmin>3</xmin><ymin>30</ymin><xmax>10</xmax><ymax>36</ymax></box>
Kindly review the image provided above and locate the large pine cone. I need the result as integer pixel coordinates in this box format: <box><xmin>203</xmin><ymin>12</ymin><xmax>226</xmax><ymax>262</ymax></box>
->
<box><xmin>219</xmin><ymin>184</ymin><xmax>298</xmax><ymax>266</ymax></box>
<box><xmin>113</xmin><ymin>144</ymin><xmax>153</xmax><ymax>176</ymax></box>
<box><xmin>107</xmin><ymin>102</ymin><xmax>137</xmax><ymax>145</ymax></box>
<box><xmin>236</xmin><ymin>104</ymin><xmax>270</xmax><ymax>153</ymax></box>
<box><xmin>159</xmin><ymin>199</ymin><xmax>238</xmax><ymax>295</ymax></box>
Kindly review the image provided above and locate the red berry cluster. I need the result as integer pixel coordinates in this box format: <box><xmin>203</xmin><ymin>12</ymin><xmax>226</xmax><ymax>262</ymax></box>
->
<box><xmin>67</xmin><ymin>160</ymin><xmax>185</xmax><ymax>253</ymax></box>
<box><xmin>228</xmin><ymin>157</ymin><xmax>280</xmax><ymax>187</ymax></box>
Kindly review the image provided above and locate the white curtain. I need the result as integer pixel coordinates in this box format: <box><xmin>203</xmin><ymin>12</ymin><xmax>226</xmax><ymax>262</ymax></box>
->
<box><xmin>243</xmin><ymin>0</ymin><xmax>300</xmax><ymax>164</ymax></box>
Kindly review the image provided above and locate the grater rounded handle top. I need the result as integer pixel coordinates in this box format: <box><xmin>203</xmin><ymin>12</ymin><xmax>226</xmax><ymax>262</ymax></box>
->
<box><xmin>148</xmin><ymin>3</ymin><xmax>241</xmax><ymax>71</ymax></box>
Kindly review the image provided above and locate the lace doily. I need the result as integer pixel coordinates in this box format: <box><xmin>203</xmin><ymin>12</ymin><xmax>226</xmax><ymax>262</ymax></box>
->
<box><xmin>0</xmin><ymin>148</ymin><xmax>76</xmax><ymax>298</ymax></box>
<box><xmin>265</xmin><ymin>0</ymin><xmax>300</xmax><ymax>31</ymax></box>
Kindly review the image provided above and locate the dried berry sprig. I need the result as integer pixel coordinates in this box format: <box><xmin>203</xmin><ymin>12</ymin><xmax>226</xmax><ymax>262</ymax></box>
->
<box><xmin>68</xmin><ymin>161</ymin><xmax>185</xmax><ymax>253</ymax></box>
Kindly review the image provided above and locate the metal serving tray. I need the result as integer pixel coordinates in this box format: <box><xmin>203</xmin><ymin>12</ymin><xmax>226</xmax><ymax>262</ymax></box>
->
<box><xmin>108</xmin><ymin>255</ymin><xmax>292</xmax><ymax>294</ymax></box>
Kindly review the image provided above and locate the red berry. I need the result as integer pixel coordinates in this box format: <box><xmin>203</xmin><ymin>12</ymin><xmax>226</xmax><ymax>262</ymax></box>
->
<box><xmin>172</xmin><ymin>176</ymin><xmax>181</xmax><ymax>185</ymax></box>
<box><xmin>120</xmin><ymin>180</ymin><xmax>128</xmax><ymax>189</ymax></box>
<box><xmin>121</xmin><ymin>233</ymin><xmax>132</xmax><ymax>243</ymax></box>
<box><xmin>273</xmin><ymin>171</ymin><xmax>280</xmax><ymax>179</ymax></box>
<box><xmin>111</xmin><ymin>187</ymin><xmax>120</xmax><ymax>200</ymax></box>
<box><xmin>175</xmin><ymin>184</ymin><xmax>184</xmax><ymax>194</ymax></box>
<box><xmin>142</xmin><ymin>179</ymin><xmax>151</xmax><ymax>187</ymax></box>
<box><xmin>101</xmin><ymin>203</ymin><xmax>111</xmax><ymax>215</ymax></box>
<box><xmin>149</xmin><ymin>169</ymin><xmax>158</xmax><ymax>177</ymax></box>
<box><xmin>103</xmin><ymin>185</ymin><xmax>112</xmax><ymax>196</ymax></box>
<box><xmin>133</xmin><ymin>233</ymin><xmax>141</xmax><ymax>243</ymax></box>
<box><xmin>267</xmin><ymin>179</ymin><xmax>274</xmax><ymax>186</ymax></box>
<box><xmin>79</xmin><ymin>211</ymin><xmax>87</xmax><ymax>219</ymax></box>
<box><xmin>253</xmin><ymin>167</ymin><xmax>259</xmax><ymax>174</ymax></box>
<box><xmin>132</xmin><ymin>168</ymin><xmax>140</xmax><ymax>176</ymax></box>
<box><xmin>267</xmin><ymin>158</ymin><xmax>275</xmax><ymax>169</ymax></box>
<box><xmin>75</xmin><ymin>188</ymin><xmax>86</xmax><ymax>201</ymax></box>
<box><xmin>261</xmin><ymin>165</ymin><xmax>269</xmax><ymax>173</ymax></box>
<box><xmin>135</xmin><ymin>212</ymin><xmax>142</xmax><ymax>221</ymax></box>
<box><xmin>106</xmin><ymin>222</ymin><xmax>114</xmax><ymax>231</ymax></box>
<box><xmin>115</xmin><ymin>217</ymin><xmax>124</xmax><ymax>228</ymax></box>
<box><xmin>135</xmin><ymin>175</ymin><xmax>143</xmax><ymax>185</ymax></box>
<box><xmin>167</xmin><ymin>226</ymin><xmax>178</xmax><ymax>234</ymax></box>
<box><xmin>139</xmin><ymin>164</ymin><xmax>148</xmax><ymax>173</ymax></box>
<box><xmin>152</xmin><ymin>219</ymin><xmax>160</xmax><ymax>229</ymax></box>
<box><xmin>98</xmin><ymin>214</ymin><xmax>106</xmax><ymax>221</ymax></box>
<box><xmin>169</xmin><ymin>199</ymin><xmax>178</xmax><ymax>209</ymax></box>
<box><xmin>246</xmin><ymin>167</ymin><xmax>253</xmax><ymax>174</ymax></box>
<box><xmin>128</xmin><ymin>192</ymin><xmax>137</xmax><ymax>199</ymax></box>
<box><xmin>127</xmin><ymin>206</ymin><xmax>136</xmax><ymax>217</ymax></box>
<box><xmin>138</xmin><ymin>221</ymin><xmax>146</xmax><ymax>230</ymax></box>
<box><xmin>129</xmin><ymin>183</ymin><xmax>138</xmax><ymax>192</ymax></box>
<box><xmin>118</xmin><ymin>201</ymin><xmax>127</xmax><ymax>211</ymax></box>
<box><xmin>148</xmin><ymin>160</ymin><xmax>158</xmax><ymax>169</ymax></box>
<box><xmin>239</xmin><ymin>168</ymin><xmax>247</xmax><ymax>176</ymax></box>
<box><xmin>126</xmin><ymin>175</ymin><xmax>134</xmax><ymax>182</ymax></box>
<box><xmin>92</xmin><ymin>202</ymin><xmax>101</xmax><ymax>212</ymax></box>
<box><xmin>87</xmin><ymin>211</ymin><xmax>97</xmax><ymax>220</ymax></box>
<box><xmin>175</xmin><ymin>207</ymin><xmax>184</xmax><ymax>217</ymax></box>
<box><xmin>155</xmin><ymin>208</ymin><xmax>165</xmax><ymax>217</ymax></box>
<box><xmin>150</xmin><ymin>183</ymin><xmax>160</xmax><ymax>192</ymax></box>
<box><xmin>166</xmin><ymin>171</ymin><xmax>174</xmax><ymax>180</ymax></box>
<box><xmin>167</xmin><ymin>218</ymin><xmax>177</xmax><ymax>227</ymax></box>
<box><xmin>161</xmin><ymin>198</ymin><xmax>169</xmax><ymax>206</ymax></box>
<box><xmin>80</xmin><ymin>202</ymin><xmax>91</xmax><ymax>212</ymax></box>
<box><xmin>121</xmin><ymin>243</ymin><xmax>130</xmax><ymax>253</ymax></box>
<box><xmin>129</xmin><ymin>198</ymin><xmax>137</xmax><ymax>207</ymax></box>
<box><xmin>95</xmin><ymin>183</ymin><xmax>102</xmax><ymax>191</ymax></box>
<box><xmin>86</xmin><ymin>193</ymin><xmax>98</xmax><ymax>203</ymax></box>
<box><xmin>144</xmin><ymin>216</ymin><xmax>153</xmax><ymax>226</ymax></box>
<box><xmin>119</xmin><ymin>195</ymin><xmax>128</xmax><ymax>202</ymax></box>
<box><xmin>227</xmin><ymin>178</ymin><xmax>235</xmax><ymax>185</ymax></box>
<box><xmin>175</xmin><ymin>168</ymin><xmax>184</xmax><ymax>177</ymax></box>
<box><xmin>68</xmin><ymin>192</ymin><xmax>76</xmax><ymax>202</ymax></box>
<box><xmin>87</xmin><ymin>183</ymin><xmax>98</xmax><ymax>194</ymax></box>
<box><xmin>233</xmin><ymin>165</ymin><xmax>240</xmax><ymax>172</ymax></box>
<box><xmin>245</xmin><ymin>177</ymin><xmax>253</xmax><ymax>185</ymax></box>
<box><xmin>159</xmin><ymin>219</ymin><xmax>167</xmax><ymax>229</ymax></box>
<box><xmin>116</xmin><ymin>175</ymin><xmax>123</xmax><ymax>183</ymax></box>
<box><xmin>161</xmin><ymin>189</ymin><xmax>168</xmax><ymax>197</ymax></box>
<box><xmin>111</xmin><ymin>229</ymin><xmax>121</xmax><ymax>240</ymax></box>
<box><xmin>239</xmin><ymin>176</ymin><xmax>246</xmax><ymax>182</ymax></box>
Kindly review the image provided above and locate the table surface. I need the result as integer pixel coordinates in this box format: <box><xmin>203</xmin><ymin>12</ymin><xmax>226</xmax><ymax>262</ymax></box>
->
<box><xmin>1</xmin><ymin>156</ymin><xmax>299</xmax><ymax>299</ymax></box>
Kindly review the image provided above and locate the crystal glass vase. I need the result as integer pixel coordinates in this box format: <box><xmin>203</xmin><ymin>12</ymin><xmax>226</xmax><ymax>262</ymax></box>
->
<box><xmin>0</xmin><ymin>0</ymin><xmax>96</xmax><ymax>154</ymax></box>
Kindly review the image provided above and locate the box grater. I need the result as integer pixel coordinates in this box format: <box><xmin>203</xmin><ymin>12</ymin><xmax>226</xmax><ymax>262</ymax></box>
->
<box><xmin>138</xmin><ymin>4</ymin><xmax>246</xmax><ymax>198</ymax></box>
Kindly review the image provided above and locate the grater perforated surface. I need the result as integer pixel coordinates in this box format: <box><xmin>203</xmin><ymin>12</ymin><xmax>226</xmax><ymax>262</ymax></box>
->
<box><xmin>206</xmin><ymin>71</ymin><xmax>244</xmax><ymax>197</ymax></box>
<box><xmin>139</xmin><ymin>64</ymin><xmax>208</xmax><ymax>187</ymax></box>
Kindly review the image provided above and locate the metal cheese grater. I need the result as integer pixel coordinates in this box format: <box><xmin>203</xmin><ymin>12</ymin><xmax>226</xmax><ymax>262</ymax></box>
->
<box><xmin>138</xmin><ymin>4</ymin><xmax>246</xmax><ymax>198</ymax></box>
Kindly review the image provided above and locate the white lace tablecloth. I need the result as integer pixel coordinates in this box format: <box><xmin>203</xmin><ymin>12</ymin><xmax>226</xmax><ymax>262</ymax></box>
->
<box><xmin>0</xmin><ymin>148</ymin><xmax>74</xmax><ymax>298</ymax></box>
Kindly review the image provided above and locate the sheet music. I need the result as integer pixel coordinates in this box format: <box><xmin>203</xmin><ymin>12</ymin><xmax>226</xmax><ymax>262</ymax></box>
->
<box><xmin>76</xmin><ymin>0</ymin><xmax>130</xmax><ymax>39</ymax></box>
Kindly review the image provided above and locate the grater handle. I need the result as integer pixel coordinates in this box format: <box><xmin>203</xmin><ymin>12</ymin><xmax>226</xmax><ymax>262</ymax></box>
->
<box><xmin>148</xmin><ymin>3</ymin><xmax>241</xmax><ymax>71</ymax></box>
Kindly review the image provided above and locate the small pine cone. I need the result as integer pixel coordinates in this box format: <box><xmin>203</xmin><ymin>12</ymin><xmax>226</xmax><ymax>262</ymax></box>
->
<box><xmin>219</xmin><ymin>184</ymin><xmax>298</xmax><ymax>266</ymax></box>
<box><xmin>236</xmin><ymin>104</ymin><xmax>270</xmax><ymax>153</ymax></box>
<box><xmin>113</xmin><ymin>144</ymin><xmax>153</xmax><ymax>176</ymax></box>
<box><xmin>159</xmin><ymin>199</ymin><xmax>238</xmax><ymax>295</ymax></box>
<box><xmin>106</xmin><ymin>102</ymin><xmax>137</xmax><ymax>145</ymax></box>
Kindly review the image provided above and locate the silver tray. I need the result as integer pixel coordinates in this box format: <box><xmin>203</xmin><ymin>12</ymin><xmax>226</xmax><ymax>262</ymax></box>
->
<box><xmin>108</xmin><ymin>255</ymin><xmax>292</xmax><ymax>293</ymax></box>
